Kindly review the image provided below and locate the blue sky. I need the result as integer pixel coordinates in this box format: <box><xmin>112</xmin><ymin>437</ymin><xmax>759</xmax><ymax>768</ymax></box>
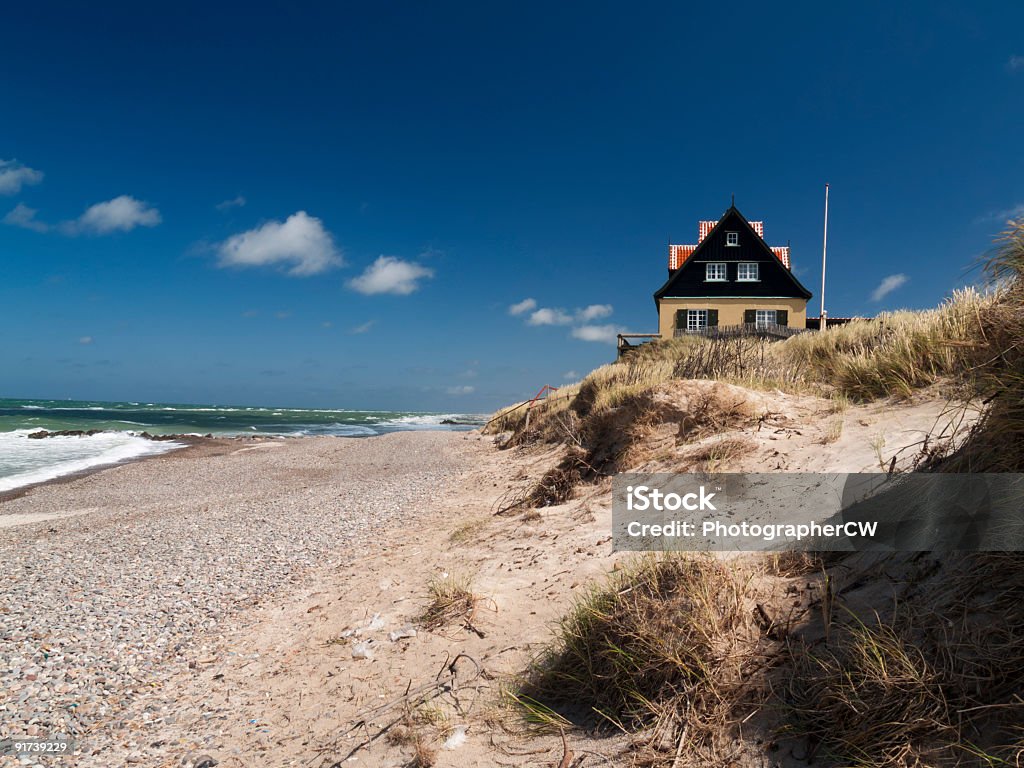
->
<box><xmin>2</xmin><ymin>2</ymin><xmax>1022</xmax><ymax>411</ymax></box>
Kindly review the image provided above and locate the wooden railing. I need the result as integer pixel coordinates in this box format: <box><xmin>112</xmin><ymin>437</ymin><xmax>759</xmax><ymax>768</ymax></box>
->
<box><xmin>673</xmin><ymin>323</ymin><xmax>805</xmax><ymax>340</ymax></box>
<box><xmin>616</xmin><ymin>333</ymin><xmax>660</xmax><ymax>358</ymax></box>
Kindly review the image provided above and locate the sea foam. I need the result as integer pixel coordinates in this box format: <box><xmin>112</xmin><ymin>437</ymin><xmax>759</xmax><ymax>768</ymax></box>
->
<box><xmin>0</xmin><ymin>430</ymin><xmax>182</xmax><ymax>492</ymax></box>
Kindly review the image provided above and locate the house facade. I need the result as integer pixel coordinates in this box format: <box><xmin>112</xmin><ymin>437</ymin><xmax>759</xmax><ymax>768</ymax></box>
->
<box><xmin>653</xmin><ymin>204</ymin><xmax>813</xmax><ymax>339</ymax></box>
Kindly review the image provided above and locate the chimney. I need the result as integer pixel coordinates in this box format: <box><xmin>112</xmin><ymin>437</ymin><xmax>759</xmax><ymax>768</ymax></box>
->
<box><xmin>669</xmin><ymin>244</ymin><xmax>696</xmax><ymax>270</ymax></box>
<box><xmin>772</xmin><ymin>246</ymin><xmax>792</xmax><ymax>269</ymax></box>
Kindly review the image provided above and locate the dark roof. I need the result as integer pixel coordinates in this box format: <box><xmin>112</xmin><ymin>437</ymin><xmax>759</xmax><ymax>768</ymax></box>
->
<box><xmin>653</xmin><ymin>205</ymin><xmax>813</xmax><ymax>305</ymax></box>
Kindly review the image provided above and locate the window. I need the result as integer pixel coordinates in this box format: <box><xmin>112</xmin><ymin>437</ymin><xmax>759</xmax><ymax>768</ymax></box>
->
<box><xmin>726</xmin><ymin>232</ymin><xmax>739</xmax><ymax>246</ymax></box>
<box><xmin>687</xmin><ymin>309</ymin><xmax>708</xmax><ymax>332</ymax></box>
<box><xmin>737</xmin><ymin>262</ymin><xmax>759</xmax><ymax>281</ymax></box>
<box><xmin>705</xmin><ymin>262</ymin><xmax>727</xmax><ymax>281</ymax></box>
<box><xmin>755</xmin><ymin>309</ymin><xmax>777</xmax><ymax>328</ymax></box>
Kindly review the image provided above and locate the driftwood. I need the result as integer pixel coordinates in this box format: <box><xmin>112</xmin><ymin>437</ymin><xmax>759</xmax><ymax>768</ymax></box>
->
<box><xmin>316</xmin><ymin>653</ymin><xmax>482</xmax><ymax>766</ymax></box>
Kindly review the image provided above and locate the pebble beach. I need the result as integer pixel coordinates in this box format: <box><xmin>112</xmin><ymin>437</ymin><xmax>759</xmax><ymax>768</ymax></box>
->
<box><xmin>0</xmin><ymin>432</ymin><xmax>471</xmax><ymax>766</ymax></box>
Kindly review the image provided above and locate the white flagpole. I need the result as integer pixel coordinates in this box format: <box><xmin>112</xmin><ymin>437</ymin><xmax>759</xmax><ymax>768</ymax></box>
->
<box><xmin>820</xmin><ymin>183</ymin><xmax>829</xmax><ymax>330</ymax></box>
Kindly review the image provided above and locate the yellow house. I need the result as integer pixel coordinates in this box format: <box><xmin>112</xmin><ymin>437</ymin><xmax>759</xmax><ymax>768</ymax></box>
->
<box><xmin>653</xmin><ymin>204</ymin><xmax>812</xmax><ymax>339</ymax></box>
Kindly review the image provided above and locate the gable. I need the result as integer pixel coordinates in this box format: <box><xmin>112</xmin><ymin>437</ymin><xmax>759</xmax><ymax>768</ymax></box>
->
<box><xmin>654</xmin><ymin>206</ymin><xmax>812</xmax><ymax>303</ymax></box>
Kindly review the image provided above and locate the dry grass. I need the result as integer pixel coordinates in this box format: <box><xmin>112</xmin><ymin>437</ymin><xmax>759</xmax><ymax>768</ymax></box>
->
<box><xmin>821</xmin><ymin>416</ymin><xmax>844</xmax><ymax>444</ymax></box>
<box><xmin>496</xmin><ymin>381</ymin><xmax>767</xmax><ymax>513</ymax></box>
<box><xmin>407</xmin><ymin>736</ymin><xmax>437</xmax><ymax>767</ymax></box>
<box><xmin>681</xmin><ymin>436</ymin><xmax>756</xmax><ymax>472</ymax></box>
<box><xmin>763</xmin><ymin>550</ymin><xmax>846</xmax><ymax>577</ymax></box>
<box><xmin>931</xmin><ymin>226</ymin><xmax>1024</xmax><ymax>471</ymax></box>
<box><xmin>484</xmin><ymin>287</ymin><xmax>1002</xmax><ymax>450</ymax></box>
<box><xmin>780</xmin><ymin>552</ymin><xmax>1024</xmax><ymax>766</ymax></box>
<box><xmin>448</xmin><ymin>517</ymin><xmax>488</xmax><ymax>544</ymax></box>
<box><xmin>419</xmin><ymin>573</ymin><xmax>479</xmax><ymax>631</ymax></box>
<box><xmin>386</xmin><ymin>712</ymin><xmax>441</xmax><ymax>767</ymax></box>
<box><xmin>783</xmin><ymin>612</ymin><xmax>955</xmax><ymax>765</ymax></box>
<box><xmin>514</xmin><ymin>555</ymin><xmax>781</xmax><ymax>764</ymax></box>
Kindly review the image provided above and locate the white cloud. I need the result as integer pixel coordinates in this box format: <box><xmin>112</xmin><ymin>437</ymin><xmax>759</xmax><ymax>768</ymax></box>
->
<box><xmin>518</xmin><ymin>302</ymin><xmax>614</xmax><ymax>327</ymax></box>
<box><xmin>571</xmin><ymin>324</ymin><xmax>621</xmax><ymax>344</ymax></box>
<box><xmin>576</xmin><ymin>304</ymin><xmax>613</xmax><ymax>322</ymax></box>
<box><xmin>218</xmin><ymin>211</ymin><xmax>342</xmax><ymax>276</ymax></box>
<box><xmin>65</xmin><ymin>195</ymin><xmax>162</xmax><ymax>235</ymax></box>
<box><xmin>528</xmin><ymin>307</ymin><xmax>573</xmax><ymax>326</ymax></box>
<box><xmin>980</xmin><ymin>202</ymin><xmax>1024</xmax><ymax>223</ymax></box>
<box><xmin>3</xmin><ymin>203</ymin><xmax>49</xmax><ymax>232</ymax></box>
<box><xmin>871</xmin><ymin>273</ymin><xmax>909</xmax><ymax>302</ymax></box>
<box><xmin>0</xmin><ymin>159</ymin><xmax>43</xmax><ymax>195</ymax></box>
<box><xmin>508</xmin><ymin>298</ymin><xmax>537</xmax><ymax>315</ymax></box>
<box><xmin>348</xmin><ymin>256</ymin><xmax>434</xmax><ymax>295</ymax></box>
<box><xmin>79</xmin><ymin>336</ymin><xmax>93</xmax><ymax>345</ymax></box>
<box><xmin>563</xmin><ymin>370</ymin><xmax>579</xmax><ymax>380</ymax></box>
<box><xmin>446</xmin><ymin>385</ymin><xmax>475</xmax><ymax>395</ymax></box>
<box><xmin>349</xmin><ymin>320</ymin><xmax>375</xmax><ymax>334</ymax></box>
<box><xmin>1008</xmin><ymin>55</ymin><xmax>1024</xmax><ymax>72</ymax></box>
<box><xmin>514</xmin><ymin>301</ymin><xmax>619</xmax><ymax>342</ymax></box>
<box><xmin>216</xmin><ymin>195</ymin><xmax>246</xmax><ymax>211</ymax></box>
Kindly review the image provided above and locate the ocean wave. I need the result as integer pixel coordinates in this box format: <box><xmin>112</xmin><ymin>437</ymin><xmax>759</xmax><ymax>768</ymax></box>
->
<box><xmin>0</xmin><ymin>431</ymin><xmax>183</xmax><ymax>493</ymax></box>
<box><xmin>285</xmin><ymin>424</ymin><xmax>379</xmax><ymax>437</ymax></box>
<box><xmin>375</xmin><ymin>413</ymin><xmax>486</xmax><ymax>429</ymax></box>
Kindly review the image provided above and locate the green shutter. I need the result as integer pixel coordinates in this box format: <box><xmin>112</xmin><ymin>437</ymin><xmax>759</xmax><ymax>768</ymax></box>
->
<box><xmin>777</xmin><ymin>309</ymin><xmax>788</xmax><ymax>327</ymax></box>
<box><xmin>675</xmin><ymin>310</ymin><xmax>686</xmax><ymax>329</ymax></box>
<box><xmin>707</xmin><ymin>309</ymin><xmax>718</xmax><ymax>327</ymax></box>
<box><xmin>744</xmin><ymin>309</ymin><xmax>756</xmax><ymax>324</ymax></box>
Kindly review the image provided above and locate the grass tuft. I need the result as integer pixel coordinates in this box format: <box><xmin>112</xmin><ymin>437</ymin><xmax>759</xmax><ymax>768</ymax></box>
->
<box><xmin>514</xmin><ymin>555</ymin><xmax>777</xmax><ymax>763</ymax></box>
<box><xmin>781</xmin><ymin>552</ymin><xmax>1024</xmax><ymax>766</ymax></box>
<box><xmin>419</xmin><ymin>573</ymin><xmax>479</xmax><ymax>631</ymax></box>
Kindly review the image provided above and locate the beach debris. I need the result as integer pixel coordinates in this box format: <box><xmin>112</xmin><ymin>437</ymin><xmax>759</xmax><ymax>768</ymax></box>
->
<box><xmin>351</xmin><ymin>641</ymin><xmax>374</xmax><ymax>660</ymax></box>
<box><xmin>443</xmin><ymin>725</ymin><xmax>468</xmax><ymax>749</ymax></box>
<box><xmin>352</xmin><ymin>612</ymin><xmax>386</xmax><ymax>637</ymax></box>
<box><xmin>182</xmin><ymin>753</ymin><xmax>218</xmax><ymax>768</ymax></box>
<box><xmin>325</xmin><ymin>654</ymin><xmax>482</xmax><ymax>763</ymax></box>
<box><xmin>557</xmin><ymin>727</ymin><xmax>574</xmax><ymax>768</ymax></box>
<box><xmin>389</xmin><ymin>624</ymin><xmax>417</xmax><ymax>642</ymax></box>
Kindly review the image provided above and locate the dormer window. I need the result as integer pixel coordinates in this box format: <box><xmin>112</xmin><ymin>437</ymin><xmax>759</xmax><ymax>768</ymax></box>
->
<box><xmin>737</xmin><ymin>262</ymin><xmax>759</xmax><ymax>281</ymax></box>
<box><xmin>726</xmin><ymin>232</ymin><xmax>739</xmax><ymax>247</ymax></box>
<box><xmin>705</xmin><ymin>262</ymin><xmax>727</xmax><ymax>282</ymax></box>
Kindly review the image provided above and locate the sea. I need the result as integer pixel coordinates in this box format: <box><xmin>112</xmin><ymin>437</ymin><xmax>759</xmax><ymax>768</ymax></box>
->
<box><xmin>0</xmin><ymin>397</ymin><xmax>487</xmax><ymax>493</ymax></box>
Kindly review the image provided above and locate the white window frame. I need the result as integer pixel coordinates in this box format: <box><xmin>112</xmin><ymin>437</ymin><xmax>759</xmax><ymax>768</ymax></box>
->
<box><xmin>687</xmin><ymin>309</ymin><xmax>708</xmax><ymax>332</ymax></box>
<box><xmin>755</xmin><ymin>309</ymin><xmax>777</xmax><ymax>328</ymax></box>
<box><xmin>725</xmin><ymin>231</ymin><xmax>739</xmax><ymax>247</ymax></box>
<box><xmin>705</xmin><ymin>262</ymin><xmax>727</xmax><ymax>282</ymax></box>
<box><xmin>737</xmin><ymin>262</ymin><xmax>759</xmax><ymax>281</ymax></box>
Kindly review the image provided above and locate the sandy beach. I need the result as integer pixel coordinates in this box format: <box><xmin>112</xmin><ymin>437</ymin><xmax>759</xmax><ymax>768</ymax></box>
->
<box><xmin>0</xmin><ymin>432</ymin><xmax>481</xmax><ymax>767</ymax></box>
<box><xmin>0</xmin><ymin>386</ymin><xmax>976</xmax><ymax>768</ymax></box>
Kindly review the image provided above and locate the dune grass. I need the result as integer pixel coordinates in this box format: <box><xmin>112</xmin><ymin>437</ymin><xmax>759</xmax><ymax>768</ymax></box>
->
<box><xmin>513</xmin><ymin>555</ymin><xmax>778</xmax><ymax>763</ymax></box>
<box><xmin>486</xmin><ymin>286</ymin><xmax>1001</xmax><ymax>448</ymax></box>
<box><xmin>782</xmin><ymin>552</ymin><xmax>1024</xmax><ymax>766</ymax></box>
<box><xmin>507</xmin><ymin>223</ymin><xmax>1024</xmax><ymax>765</ymax></box>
